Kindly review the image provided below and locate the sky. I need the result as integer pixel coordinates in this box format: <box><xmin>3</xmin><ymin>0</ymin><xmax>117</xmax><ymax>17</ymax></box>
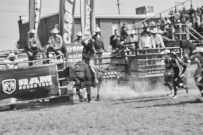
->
<box><xmin>0</xmin><ymin>0</ymin><xmax>202</xmax><ymax>51</ymax></box>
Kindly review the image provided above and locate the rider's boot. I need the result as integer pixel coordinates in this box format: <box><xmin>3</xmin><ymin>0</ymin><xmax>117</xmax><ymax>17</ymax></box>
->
<box><xmin>172</xmin><ymin>95</ymin><xmax>178</xmax><ymax>99</ymax></box>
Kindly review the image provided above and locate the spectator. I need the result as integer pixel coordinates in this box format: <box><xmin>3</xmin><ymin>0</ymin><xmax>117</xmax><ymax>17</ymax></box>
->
<box><xmin>194</xmin><ymin>12</ymin><xmax>201</xmax><ymax>32</ymax></box>
<box><xmin>3</xmin><ymin>52</ymin><xmax>18</xmax><ymax>69</ymax></box>
<box><xmin>121</xmin><ymin>27</ymin><xmax>129</xmax><ymax>42</ymax></box>
<box><xmin>160</xmin><ymin>18</ymin><xmax>166</xmax><ymax>31</ymax></box>
<box><xmin>175</xmin><ymin>20</ymin><xmax>183</xmax><ymax>33</ymax></box>
<box><xmin>189</xmin><ymin>5</ymin><xmax>195</xmax><ymax>23</ymax></box>
<box><xmin>201</xmin><ymin>6</ymin><xmax>203</xmax><ymax>21</ymax></box>
<box><xmin>92</xmin><ymin>27</ymin><xmax>106</xmax><ymax>65</ymax></box>
<box><xmin>126</xmin><ymin>30</ymin><xmax>138</xmax><ymax>52</ymax></box>
<box><xmin>150</xmin><ymin>29</ymin><xmax>165</xmax><ymax>48</ymax></box>
<box><xmin>121</xmin><ymin>23</ymin><xmax>128</xmax><ymax>37</ymax></box>
<box><xmin>27</xmin><ymin>29</ymin><xmax>40</xmax><ymax>50</ymax></box>
<box><xmin>149</xmin><ymin>21</ymin><xmax>157</xmax><ymax>31</ymax></box>
<box><xmin>74</xmin><ymin>32</ymin><xmax>83</xmax><ymax>44</ymax></box>
<box><xmin>26</xmin><ymin>39</ymin><xmax>43</xmax><ymax>66</ymax></box>
<box><xmin>110</xmin><ymin>29</ymin><xmax>123</xmax><ymax>51</ymax></box>
<box><xmin>138</xmin><ymin>30</ymin><xmax>155</xmax><ymax>49</ymax></box>
<box><xmin>46</xmin><ymin>28</ymin><xmax>63</xmax><ymax>57</ymax></box>
<box><xmin>141</xmin><ymin>22</ymin><xmax>148</xmax><ymax>30</ymax></box>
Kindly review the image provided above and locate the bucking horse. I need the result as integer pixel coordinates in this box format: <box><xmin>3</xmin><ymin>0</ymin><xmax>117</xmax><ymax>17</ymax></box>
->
<box><xmin>65</xmin><ymin>60</ymin><xmax>106</xmax><ymax>102</ymax></box>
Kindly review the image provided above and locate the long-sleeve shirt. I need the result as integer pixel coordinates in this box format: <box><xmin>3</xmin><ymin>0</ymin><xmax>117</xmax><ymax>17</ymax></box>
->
<box><xmin>110</xmin><ymin>35</ymin><xmax>122</xmax><ymax>49</ymax></box>
<box><xmin>126</xmin><ymin>35</ymin><xmax>138</xmax><ymax>50</ymax></box>
<box><xmin>48</xmin><ymin>35</ymin><xmax>63</xmax><ymax>50</ymax></box>
<box><xmin>138</xmin><ymin>35</ymin><xmax>155</xmax><ymax>49</ymax></box>
<box><xmin>92</xmin><ymin>34</ymin><xmax>105</xmax><ymax>52</ymax></box>
<box><xmin>151</xmin><ymin>34</ymin><xmax>165</xmax><ymax>48</ymax></box>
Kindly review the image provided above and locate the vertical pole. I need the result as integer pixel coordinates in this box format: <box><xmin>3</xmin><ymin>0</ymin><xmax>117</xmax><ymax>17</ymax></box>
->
<box><xmin>117</xmin><ymin>0</ymin><xmax>121</xmax><ymax>15</ymax></box>
<box><xmin>190</xmin><ymin>0</ymin><xmax>193</xmax><ymax>6</ymax></box>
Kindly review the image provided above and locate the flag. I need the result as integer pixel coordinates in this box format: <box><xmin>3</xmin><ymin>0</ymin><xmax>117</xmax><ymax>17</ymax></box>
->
<box><xmin>29</xmin><ymin>0</ymin><xmax>41</xmax><ymax>33</ymax></box>
<box><xmin>146</xmin><ymin>6</ymin><xmax>154</xmax><ymax>14</ymax></box>
<box><xmin>80</xmin><ymin>0</ymin><xmax>95</xmax><ymax>38</ymax></box>
<box><xmin>29</xmin><ymin>0</ymin><xmax>42</xmax><ymax>47</ymax></box>
<box><xmin>59</xmin><ymin>0</ymin><xmax>76</xmax><ymax>44</ymax></box>
<box><xmin>136</xmin><ymin>6</ymin><xmax>146</xmax><ymax>15</ymax></box>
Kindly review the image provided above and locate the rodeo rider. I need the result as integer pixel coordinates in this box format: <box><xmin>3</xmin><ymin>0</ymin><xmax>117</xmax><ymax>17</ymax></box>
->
<box><xmin>82</xmin><ymin>37</ymin><xmax>99</xmax><ymax>86</ymax></box>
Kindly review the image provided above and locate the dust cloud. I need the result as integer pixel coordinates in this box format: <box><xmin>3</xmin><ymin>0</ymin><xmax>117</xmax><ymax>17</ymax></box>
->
<box><xmin>98</xmin><ymin>77</ymin><xmax>167</xmax><ymax>100</ymax></box>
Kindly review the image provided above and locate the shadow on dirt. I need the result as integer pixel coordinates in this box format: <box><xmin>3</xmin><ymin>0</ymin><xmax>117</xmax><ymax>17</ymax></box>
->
<box><xmin>0</xmin><ymin>102</ymin><xmax>77</xmax><ymax>112</ymax></box>
<box><xmin>133</xmin><ymin>98</ymin><xmax>203</xmax><ymax>109</ymax></box>
<box><xmin>0</xmin><ymin>97</ymin><xmax>77</xmax><ymax>112</ymax></box>
<box><xmin>110</xmin><ymin>95</ymin><xmax>169</xmax><ymax>105</ymax></box>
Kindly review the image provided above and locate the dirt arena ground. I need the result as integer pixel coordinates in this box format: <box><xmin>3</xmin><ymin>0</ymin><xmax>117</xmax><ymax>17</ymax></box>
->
<box><xmin>0</xmin><ymin>87</ymin><xmax>203</xmax><ymax>135</ymax></box>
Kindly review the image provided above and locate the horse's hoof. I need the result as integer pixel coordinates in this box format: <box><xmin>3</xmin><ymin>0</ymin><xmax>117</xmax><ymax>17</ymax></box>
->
<box><xmin>88</xmin><ymin>99</ymin><xmax>91</xmax><ymax>103</ymax></box>
<box><xmin>172</xmin><ymin>95</ymin><xmax>178</xmax><ymax>99</ymax></box>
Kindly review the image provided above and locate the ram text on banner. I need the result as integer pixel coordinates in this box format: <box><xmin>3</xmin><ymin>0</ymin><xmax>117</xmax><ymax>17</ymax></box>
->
<box><xmin>80</xmin><ymin>0</ymin><xmax>95</xmax><ymax>38</ymax></box>
<box><xmin>59</xmin><ymin>0</ymin><xmax>76</xmax><ymax>44</ymax></box>
<box><xmin>0</xmin><ymin>64</ymin><xmax>58</xmax><ymax>100</ymax></box>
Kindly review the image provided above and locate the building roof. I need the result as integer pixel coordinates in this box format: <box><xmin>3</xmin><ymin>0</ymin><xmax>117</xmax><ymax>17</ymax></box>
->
<box><xmin>22</xmin><ymin>12</ymin><xmax>158</xmax><ymax>24</ymax></box>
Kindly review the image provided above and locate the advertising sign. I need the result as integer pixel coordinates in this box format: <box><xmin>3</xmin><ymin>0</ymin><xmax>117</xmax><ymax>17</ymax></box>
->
<box><xmin>80</xmin><ymin>0</ymin><xmax>95</xmax><ymax>38</ymax></box>
<box><xmin>59</xmin><ymin>0</ymin><xmax>76</xmax><ymax>44</ymax></box>
<box><xmin>65</xmin><ymin>43</ymin><xmax>84</xmax><ymax>67</ymax></box>
<box><xmin>0</xmin><ymin>64</ymin><xmax>59</xmax><ymax>100</ymax></box>
<box><xmin>29</xmin><ymin>0</ymin><xmax>42</xmax><ymax>47</ymax></box>
<box><xmin>29</xmin><ymin>0</ymin><xmax>42</xmax><ymax>32</ymax></box>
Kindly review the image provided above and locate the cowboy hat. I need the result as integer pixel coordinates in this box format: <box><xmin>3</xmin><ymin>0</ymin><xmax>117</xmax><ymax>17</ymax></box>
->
<box><xmin>150</xmin><ymin>28</ymin><xmax>158</xmax><ymax>34</ymax></box>
<box><xmin>130</xmin><ymin>30</ymin><xmax>136</xmax><ymax>35</ymax></box>
<box><xmin>28</xmin><ymin>29</ymin><xmax>36</xmax><ymax>34</ymax></box>
<box><xmin>192</xmin><ymin>47</ymin><xmax>203</xmax><ymax>53</ymax></box>
<box><xmin>157</xmin><ymin>29</ymin><xmax>164</xmax><ymax>34</ymax></box>
<box><xmin>52</xmin><ymin>28</ymin><xmax>60</xmax><ymax>34</ymax></box>
<box><xmin>150</xmin><ymin>21</ymin><xmax>156</xmax><ymax>26</ymax></box>
<box><xmin>76</xmin><ymin>32</ymin><xmax>82</xmax><ymax>37</ymax></box>
<box><xmin>95</xmin><ymin>27</ymin><xmax>101</xmax><ymax>32</ymax></box>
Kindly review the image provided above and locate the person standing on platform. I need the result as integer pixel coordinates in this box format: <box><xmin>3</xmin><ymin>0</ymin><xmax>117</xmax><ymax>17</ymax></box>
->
<box><xmin>138</xmin><ymin>30</ymin><xmax>155</xmax><ymax>49</ymax></box>
<box><xmin>110</xmin><ymin>29</ymin><xmax>123</xmax><ymax>52</ymax></box>
<box><xmin>92</xmin><ymin>27</ymin><xmax>106</xmax><ymax>65</ymax></box>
